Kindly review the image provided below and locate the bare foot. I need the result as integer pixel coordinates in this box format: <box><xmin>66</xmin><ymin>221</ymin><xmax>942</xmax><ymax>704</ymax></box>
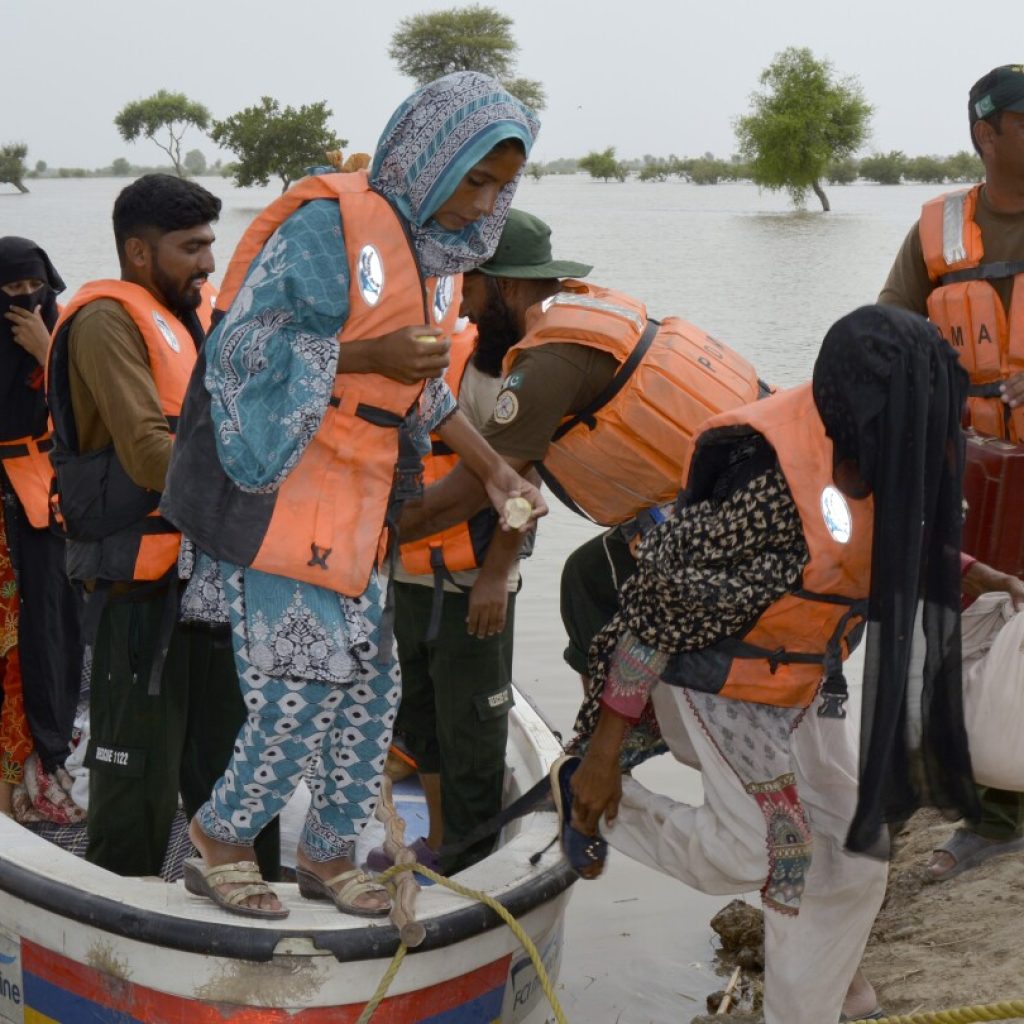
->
<box><xmin>841</xmin><ymin>968</ymin><xmax>879</xmax><ymax>1020</ymax></box>
<box><xmin>188</xmin><ymin>817</ymin><xmax>282</xmax><ymax>915</ymax></box>
<box><xmin>295</xmin><ymin>849</ymin><xmax>390</xmax><ymax>914</ymax></box>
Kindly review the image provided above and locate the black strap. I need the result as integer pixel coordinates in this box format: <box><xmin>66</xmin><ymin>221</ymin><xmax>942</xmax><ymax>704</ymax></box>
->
<box><xmin>534</xmin><ymin>461</ymin><xmax>598</xmax><ymax>522</ymax></box>
<box><xmin>355</xmin><ymin>403</ymin><xmax>406</xmax><ymax>429</ymax></box>
<box><xmin>0</xmin><ymin>436</ymin><xmax>53</xmax><ymax>460</ymax></box>
<box><xmin>939</xmin><ymin>260</ymin><xmax>1024</xmax><ymax>286</ymax></box>
<box><xmin>550</xmin><ymin>318</ymin><xmax>661</xmax><ymax>442</ymax></box>
<box><xmin>968</xmin><ymin>381</ymin><xmax>1005</xmax><ymax>399</ymax></box>
<box><xmin>437</xmin><ymin>771</ymin><xmax>554</xmax><ymax>863</ymax></box>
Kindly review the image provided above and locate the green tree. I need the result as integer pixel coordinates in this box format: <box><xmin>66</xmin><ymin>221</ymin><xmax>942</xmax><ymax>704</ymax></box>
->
<box><xmin>389</xmin><ymin>5</ymin><xmax>545</xmax><ymax>110</ymax></box>
<box><xmin>578</xmin><ymin>147</ymin><xmax>627</xmax><ymax>182</ymax></box>
<box><xmin>735</xmin><ymin>47</ymin><xmax>872</xmax><ymax>211</ymax></box>
<box><xmin>825</xmin><ymin>157</ymin><xmax>859</xmax><ymax>185</ymax></box>
<box><xmin>0</xmin><ymin>144</ymin><xmax>29</xmax><ymax>193</ymax></box>
<box><xmin>34</xmin><ymin>159</ymin><xmax>47</xmax><ymax>176</ymax></box>
<box><xmin>527</xmin><ymin>162</ymin><xmax>545</xmax><ymax>182</ymax></box>
<box><xmin>638</xmin><ymin>158</ymin><xmax>670</xmax><ymax>182</ymax></box>
<box><xmin>184</xmin><ymin>148</ymin><xmax>207</xmax><ymax>176</ymax></box>
<box><xmin>110</xmin><ymin>157</ymin><xmax>132</xmax><ymax>177</ymax></box>
<box><xmin>943</xmin><ymin>150</ymin><xmax>984</xmax><ymax>183</ymax></box>
<box><xmin>858</xmin><ymin>150</ymin><xmax>906</xmax><ymax>185</ymax></box>
<box><xmin>114</xmin><ymin>90</ymin><xmax>211</xmax><ymax>177</ymax></box>
<box><xmin>211</xmin><ymin>97</ymin><xmax>345</xmax><ymax>192</ymax></box>
<box><xmin>903</xmin><ymin>155</ymin><xmax>947</xmax><ymax>184</ymax></box>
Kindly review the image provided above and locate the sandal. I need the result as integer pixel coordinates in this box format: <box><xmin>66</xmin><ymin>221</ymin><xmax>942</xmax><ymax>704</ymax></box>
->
<box><xmin>927</xmin><ymin>826</ymin><xmax>1024</xmax><ymax>882</ymax></box>
<box><xmin>296</xmin><ymin>867</ymin><xmax>392</xmax><ymax>918</ymax></box>
<box><xmin>182</xmin><ymin>858</ymin><xmax>289</xmax><ymax>920</ymax></box>
<box><xmin>549</xmin><ymin>754</ymin><xmax>607</xmax><ymax>879</ymax></box>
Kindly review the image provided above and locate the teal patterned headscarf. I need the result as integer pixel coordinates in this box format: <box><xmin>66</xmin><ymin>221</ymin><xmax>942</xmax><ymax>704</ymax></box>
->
<box><xmin>370</xmin><ymin>71</ymin><xmax>540</xmax><ymax>276</ymax></box>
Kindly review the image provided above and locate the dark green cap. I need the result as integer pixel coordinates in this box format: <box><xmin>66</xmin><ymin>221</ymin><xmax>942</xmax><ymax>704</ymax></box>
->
<box><xmin>478</xmin><ymin>210</ymin><xmax>592</xmax><ymax>279</ymax></box>
<box><xmin>969</xmin><ymin>64</ymin><xmax>1024</xmax><ymax>124</ymax></box>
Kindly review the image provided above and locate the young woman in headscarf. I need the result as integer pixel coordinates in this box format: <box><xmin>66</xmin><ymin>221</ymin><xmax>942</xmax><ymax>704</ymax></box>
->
<box><xmin>0</xmin><ymin>238</ymin><xmax>85</xmax><ymax>818</ymax></box>
<box><xmin>161</xmin><ymin>72</ymin><xmax>543</xmax><ymax>919</ymax></box>
<box><xmin>559</xmin><ymin>305</ymin><xmax>975</xmax><ymax>1024</ymax></box>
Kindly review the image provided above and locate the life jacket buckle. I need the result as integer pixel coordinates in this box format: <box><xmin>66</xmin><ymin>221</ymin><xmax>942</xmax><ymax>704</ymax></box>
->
<box><xmin>817</xmin><ymin>691</ymin><xmax>848</xmax><ymax>719</ymax></box>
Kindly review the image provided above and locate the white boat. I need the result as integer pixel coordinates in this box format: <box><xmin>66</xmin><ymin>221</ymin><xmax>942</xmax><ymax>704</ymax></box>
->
<box><xmin>0</xmin><ymin>686</ymin><xmax>574</xmax><ymax>1023</ymax></box>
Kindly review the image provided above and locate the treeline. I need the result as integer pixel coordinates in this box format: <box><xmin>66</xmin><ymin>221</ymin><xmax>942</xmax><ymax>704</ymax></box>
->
<box><xmin>529</xmin><ymin>147</ymin><xmax>985</xmax><ymax>186</ymax></box>
<box><xmin>27</xmin><ymin>152</ymin><xmax>229</xmax><ymax>181</ymax></box>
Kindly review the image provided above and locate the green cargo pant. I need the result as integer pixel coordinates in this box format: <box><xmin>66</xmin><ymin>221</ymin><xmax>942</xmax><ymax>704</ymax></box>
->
<box><xmin>393</xmin><ymin>581</ymin><xmax>516</xmax><ymax>875</ymax></box>
<box><xmin>85</xmin><ymin>587</ymin><xmax>279</xmax><ymax>878</ymax></box>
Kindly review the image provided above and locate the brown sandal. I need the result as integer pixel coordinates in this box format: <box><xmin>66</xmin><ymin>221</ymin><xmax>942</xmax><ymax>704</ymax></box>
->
<box><xmin>296</xmin><ymin>867</ymin><xmax>391</xmax><ymax>918</ymax></box>
<box><xmin>182</xmin><ymin>858</ymin><xmax>289</xmax><ymax>920</ymax></box>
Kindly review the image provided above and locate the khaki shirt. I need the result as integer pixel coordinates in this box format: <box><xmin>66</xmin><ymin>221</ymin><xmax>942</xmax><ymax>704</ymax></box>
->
<box><xmin>67</xmin><ymin>299</ymin><xmax>176</xmax><ymax>493</ymax></box>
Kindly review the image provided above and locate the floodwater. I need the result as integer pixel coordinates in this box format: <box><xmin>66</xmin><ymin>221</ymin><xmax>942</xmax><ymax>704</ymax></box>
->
<box><xmin>1</xmin><ymin>173</ymin><xmax>937</xmax><ymax>1021</ymax></box>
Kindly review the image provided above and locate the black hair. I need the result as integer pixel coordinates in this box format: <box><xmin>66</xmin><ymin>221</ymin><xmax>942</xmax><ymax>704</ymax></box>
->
<box><xmin>970</xmin><ymin>110</ymin><xmax>1003</xmax><ymax>156</ymax></box>
<box><xmin>489</xmin><ymin>137</ymin><xmax>527</xmax><ymax>157</ymax></box>
<box><xmin>112</xmin><ymin>174</ymin><xmax>222</xmax><ymax>264</ymax></box>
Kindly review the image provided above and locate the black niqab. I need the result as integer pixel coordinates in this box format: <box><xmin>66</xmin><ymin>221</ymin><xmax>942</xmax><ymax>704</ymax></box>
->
<box><xmin>812</xmin><ymin>305</ymin><xmax>978</xmax><ymax>855</ymax></box>
<box><xmin>0</xmin><ymin>237</ymin><xmax>65</xmax><ymax>441</ymax></box>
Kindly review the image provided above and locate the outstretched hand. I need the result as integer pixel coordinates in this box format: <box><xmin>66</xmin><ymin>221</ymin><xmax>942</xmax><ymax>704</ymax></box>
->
<box><xmin>483</xmin><ymin>463</ymin><xmax>547</xmax><ymax>531</ymax></box>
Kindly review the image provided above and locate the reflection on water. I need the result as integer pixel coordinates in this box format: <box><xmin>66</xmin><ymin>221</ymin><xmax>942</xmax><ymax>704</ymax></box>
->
<box><xmin>2</xmin><ymin>174</ymin><xmax>938</xmax><ymax>1019</ymax></box>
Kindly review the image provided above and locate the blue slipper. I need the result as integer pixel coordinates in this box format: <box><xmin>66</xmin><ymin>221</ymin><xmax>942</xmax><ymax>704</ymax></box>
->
<box><xmin>549</xmin><ymin>754</ymin><xmax>607</xmax><ymax>878</ymax></box>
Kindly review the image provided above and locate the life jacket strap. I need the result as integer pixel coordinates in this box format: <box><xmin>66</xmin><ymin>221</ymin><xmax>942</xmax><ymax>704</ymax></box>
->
<box><xmin>939</xmin><ymin>260</ymin><xmax>1024</xmax><ymax>286</ymax></box>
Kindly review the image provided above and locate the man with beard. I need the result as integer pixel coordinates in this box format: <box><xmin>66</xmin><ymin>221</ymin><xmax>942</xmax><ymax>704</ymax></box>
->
<box><xmin>399</xmin><ymin>210</ymin><xmax>764</xmax><ymax>716</ymax></box>
<box><xmin>46</xmin><ymin>175</ymin><xmax>278</xmax><ymax>878</ymax></box>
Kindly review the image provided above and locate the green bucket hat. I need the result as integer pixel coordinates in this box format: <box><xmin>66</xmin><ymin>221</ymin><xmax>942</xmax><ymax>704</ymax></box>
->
<box><xmin>478</xmin><ymin>210</ymin><xmax>593</xmax><ymax>279</ymax></box>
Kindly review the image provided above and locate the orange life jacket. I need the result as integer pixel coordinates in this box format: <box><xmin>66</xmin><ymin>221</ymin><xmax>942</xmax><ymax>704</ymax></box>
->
<box><xmin>503</xmin><ymin>282</ymin><xmax>766</xmax><ymax>525</ymax></box>
<box><xmin>160</xmin><ymin>171</ymin><xmax>462</xmax><ymax>597</ymax></box>
<box><xmin>0</xmin><ymin>434</ymin><xmax>54</xmax><ymax>529</ymax></box>
<box><xmin>398</xmin><ymin>324</ymin><xmax>497</xmax><ymax>578</ymax></box>
<box><xmin>197</xmin><ymin>279</ymin><xmax>218</xmax><ymax>334</ymax></box>
<box><xmin>668</xmin><ymin>385</ymin><xmax>874</xmax><ymax>711</ymax></box>
<box><xmin>919</xmin><ymin>184</ymin><xmax>1024</xmax><ymax>441</ymax></box>
<box><xmin>47</xmin><ymin>281</ymin><xmax>198</xmax><ymax>582</ymax></box>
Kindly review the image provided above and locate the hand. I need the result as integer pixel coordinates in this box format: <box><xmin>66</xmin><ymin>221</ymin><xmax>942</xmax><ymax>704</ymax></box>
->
<box><xmin>359</xmin><ymin>326</ymin><xmax>452</xmax><ymax>384</ymax></box>
<box><xmin>4</xmin><ymin>305</ymin><xmax>50</xmax><ymax>365</ymax></box>
<box><xmin>1001</xmin><ymin>371</ymin><xmax>1024</xmax><ymax>410</ymax></box>
<box><xmin>571</xmin><ymin>746</ymin><xmax>623</xmax><ymax>833</ymax></box>
<box><xmin>963</xmin><ymin>560</ymin><xmax>1024</xmax><ymax>611</ymax></box>
<box><xmin>482</xmin><ymin>462</ymin><xmax>548</xmax><ymax>531</ymax></box>
<box><xmin>467</xmin><ymin>573</ymin><xmax>509</xmax><ymax>638</ymax></box>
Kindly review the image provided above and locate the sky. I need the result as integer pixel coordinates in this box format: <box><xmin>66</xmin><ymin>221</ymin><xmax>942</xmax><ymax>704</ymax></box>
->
<box><xmin>3</xmin><ymin>0</ymin><xmax>1021</xmax><ymax>170</ymax></box>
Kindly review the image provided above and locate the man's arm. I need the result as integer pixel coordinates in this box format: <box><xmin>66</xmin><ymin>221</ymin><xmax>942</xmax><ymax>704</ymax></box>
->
<box><xmin>69</xmin><ymin>302</ymin><xmax>172</xmax><ymax>491</ymax></box>
<box><xmin>878</xmin><ymin>221</ymin><xmax>933</xmax><ymax>315</ymax></box>
<box><xmin>466</xmin><ymin>525</ymin><xmax>523</xmax><ymax>638</ymax></box>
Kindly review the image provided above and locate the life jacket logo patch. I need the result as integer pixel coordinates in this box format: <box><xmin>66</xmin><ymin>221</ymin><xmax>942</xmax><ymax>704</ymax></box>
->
<box><xmin>820</xmin><ymin>486</ymin><xmax>852</xmax><ymax>544</ymax></box>
<box><xmin>358</xmin><ymin>245</ymin><xmax>384</xmax><ymax>306</ymax></box>
<box><xmin>152</xmin><ymin>312</ymin><xmax>180</xmax><ymax>352</ymax></box>
<box><xmin>493</xmin><ymin>389</ymin><xmax>519</xmax><ymax>424</ymax></box>
<box><xmin>434</xmin><ymin>275</ymin><xmax>454</xmax><ymax>323</ymax></box>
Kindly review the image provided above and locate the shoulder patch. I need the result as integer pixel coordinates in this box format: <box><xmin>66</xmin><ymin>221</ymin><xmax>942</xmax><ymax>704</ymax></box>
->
<box><xmin>500</xmin><ymin>371</ymin><xmax>524</xmax><ymax>392</ymax></box>
<box><xmin>493</xmin><ymin>389</ymin><xmax>519</xmax><ymax>424</ymax></box>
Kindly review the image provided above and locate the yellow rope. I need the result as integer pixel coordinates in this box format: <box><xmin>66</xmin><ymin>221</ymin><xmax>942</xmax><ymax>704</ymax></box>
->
<box><xmin>871</xmin><ymin>1004</ymin><xmax>1024</xmax><ymax>1024</ymax></box>
<box><xmin>355</xmin><ymin>860</ymin><xmax>569</xmax><ymax>1024</ymax></box>
<box><xmin>355</xmin><ymin>941</ymin><xmax>407</xmax><ymax>1024</ymax></box>
<box><xmin>354</xmin><ymin>863</ymin><xmax>1024</xmax><ymax>1024</ymax></box>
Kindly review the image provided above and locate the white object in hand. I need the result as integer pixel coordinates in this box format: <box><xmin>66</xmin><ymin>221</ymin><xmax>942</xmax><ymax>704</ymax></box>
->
<box><xmin>504</xmin><ymin>497</ymin><xmax>533</xmax><ymax>529</ymax></box>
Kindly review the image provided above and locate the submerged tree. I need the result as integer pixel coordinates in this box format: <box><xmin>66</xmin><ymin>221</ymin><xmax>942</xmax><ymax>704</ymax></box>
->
<box><xmin>114</xmin><ymin>90</ymin><xmax>211</xmax><ymax>177</ymax></box>
<box><xmin>211</xmin><ymin>97</ymin><xmax>345</xmax><ymax>192</ymax></box>
<box><xmin>390</xmin><ymin>5</ymin><xmax>546</xmax><ymax>110</ymax></box>
<box><xmin>579</xmin><ymin>147</ymin><xmax>627</xmax><ymax>182</ymax></box>
<box><xmin>735</xmin><ymin>47</ymin><xmax>872</xmax><ymax>211</ymax></box>
<box><xmin>0</xmin><ymin>144</ymin><xmax>29</xmax><ymax>193</ymax></box>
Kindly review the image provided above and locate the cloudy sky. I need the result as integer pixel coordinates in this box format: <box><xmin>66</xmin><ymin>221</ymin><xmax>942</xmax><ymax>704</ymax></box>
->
<box><xmin>4</xmin><ymin>0</ymin><xmax>1019</xmax><ymax>169</ymax></box>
